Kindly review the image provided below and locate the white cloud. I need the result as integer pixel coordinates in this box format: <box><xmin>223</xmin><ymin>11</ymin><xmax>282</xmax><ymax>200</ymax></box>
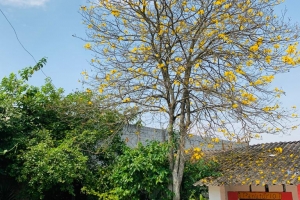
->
<box><xmin>0</xmin><ymin>0</ymin><xmax>49</xmax><ymax>7</ymax></box>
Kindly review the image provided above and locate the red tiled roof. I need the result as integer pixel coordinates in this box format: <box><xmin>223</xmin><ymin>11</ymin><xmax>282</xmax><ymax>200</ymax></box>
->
<box><xmin>194</xmin><ymin>141</ymin><xmax>300</xmax><ymax>186</ymax></box>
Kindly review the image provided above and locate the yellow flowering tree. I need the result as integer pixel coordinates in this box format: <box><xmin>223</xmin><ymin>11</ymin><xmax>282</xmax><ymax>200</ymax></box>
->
<box><xmin>80</xmin><ymin>0</ymin><xmax>299</xmax><ymax>199</ymax></box>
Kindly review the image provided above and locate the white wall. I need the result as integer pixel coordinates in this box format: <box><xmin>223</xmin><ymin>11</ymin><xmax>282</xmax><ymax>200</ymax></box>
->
<box><xmin>251</xmin><ymin>185</ymin><xmax>265</xmax><ymax>192</ymax></box>
<box><xmin>209</xmin><ymin>186</ymin><xmax>224</xmax><ymax>200</ymax></box>
<box><xmin>226</xmin><ymin>185</ymin><xmax>249</xmax><ymax>192</ymax></box>
<box><xmin>286</xmin><ymin>185</ymin><xmax>298</xmax><ymax>200</ymax></box>
<box><xmin>269</xmin><ymin>185</ymin><xmax>283</xmax><ymax>192</ymax></box>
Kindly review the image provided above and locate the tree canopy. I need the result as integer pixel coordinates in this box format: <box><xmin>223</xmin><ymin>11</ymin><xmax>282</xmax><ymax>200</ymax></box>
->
<box><xmin>0</xmin><ymin>64</ymin><xmax>125</xmax><ymax>199</ymax></box>
<box><xmin>81</xmin><ymin>0</ymin><xmax>300</xmax><ymax>199</ymax></box>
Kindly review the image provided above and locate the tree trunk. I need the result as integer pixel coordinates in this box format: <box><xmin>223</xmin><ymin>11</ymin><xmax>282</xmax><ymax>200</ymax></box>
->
<box><xmin>172</xmin><ymin>149</ymin><xmax>185</xmax><ymax>200</ymax></box>
<box><xmin>166</xmin><ymin>119</ymin><xmax>185</xmax><ymax>200</ymax></box>
<box><xmin>171</xmin><ymin>84</ymin><xmax>190</xmax><ymax>200</ymax></box>
<box><xmin>167</xmin><ymin>119</ymin><xmax>175</xmax><ymax>196</ymax></box>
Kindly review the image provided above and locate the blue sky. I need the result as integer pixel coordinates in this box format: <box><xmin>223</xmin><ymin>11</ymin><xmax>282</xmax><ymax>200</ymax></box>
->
<box><xmin>0</xmin><ymin>0</ymin><xmax>300</xmax><ymax>144</ymax></box>
<box><xmin>0</xmin><ymin>0</ymin><xmax>89</xmax><ymax>92</ymax></box>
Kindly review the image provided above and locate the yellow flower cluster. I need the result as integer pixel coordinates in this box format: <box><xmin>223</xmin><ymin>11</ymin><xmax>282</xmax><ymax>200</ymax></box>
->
<box><xmin>214</xmin><ymin>0</ymin><xmax>226</xmax><ymax>6</ymax></box>
<box><xmin>176</xmin><ymin>66</ymin><xmax>185</xmax><ymax>75</ymax></box>
<box><xmin>224</xmin><ymin>71</ymin><xmax>237</xmax><ymax>82</ymax></box>
<box><xmin>249</xmin><ymin>37</ymin><xmax>264</xmax><ymax>52</ymax></box>
<box><xmin>274</xmin><ymin>44</ymin><xmax>280</xmax><ymax>49</ymax></box>
<box><xmin>218</xmin><ymin>33</ymin><xmax>230</xmax><ymax>42</ymax></box>
<box><xmin>286</xmin><ymin>43</ymin><xmax>297</xmax><ymax>54</ymax></box>
<box><xmin>250</xmin><ymin>75</ymin><xmax>274</xmax><ymax>86</ymax></box>
<box><xmin>174</xmin><ymin>80</ymin><xmax>180</xmax><ymax>86</ymax></box>
<box><xmin>235</xmin><ymin>66</ymin><xmax>245</xmax><ymax>75</ymax></box>
<box><xmin>188</xmin><ymin>147</ymin><xmax>204</xmax><ymax>161</ymax></box>
<box><xmin>274</xmin><ymin>147</ymin><xmax>283</xmax><ymax>153</ymax></box>
<box><xmin>212</xmin><ymin>137</ymin><xmax>220</xmax><ymax>143</ymax></box>
<box><xmin>122</xmin><ymin>97</ymin><xmax>131</xmax><ymax>103</ymax></box>
<box><xmin>262</xmin><ymin>104</ymin><xmax>279</xmax><ymax>112</ymax></box>
<box><xmin>98</xmin><ymin>83</ymin><xmax>107</xmax><ymax>94</ymax></box>
<box><xmin>232</xmin><ymin>104</ymin><xmax>238</xmax><ymax>108</ymax></box>
<box><xmin>174</xmin><ymin>57</ymin><xmax>183</xmax><ymax>62</ymax></box>
<box><xmin>261</xmin><ymin>75</ymin><xmax>274</xmax><ymax>83</ymax></box>
<box><xmin>111</xmin><ymin>10</ymin><xmax>120</xmax><ymax>17</ymax></box>
<box><xmin>84</xmin><ymin>43</ymin><xmax>91</xmax><ymax>49</ymax></box>
<box><xmin>157</xmin><ymin>63</ymin><xmax>165</xmax><ymax>69</ymax></box>
<box><xmin>282</xmin><ymin>55</ymin><xmax>295</xmax><ymax>65</ymax></box>
<box><xmin>240</xmin><ymin>91</ymin><xmax>257</xmax><ymax>105</ymax></box>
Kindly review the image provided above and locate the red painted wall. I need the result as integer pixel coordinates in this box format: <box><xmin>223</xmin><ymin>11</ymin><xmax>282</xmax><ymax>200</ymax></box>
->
<box><xmin>228</xmin><ymin>191</ymin><xmax>238</xmax><ymax>200</ymax></box>
<box><xmin>297</xmin><ymin>185</ymin><xmax>300</xmax><ymax>200</ymax></box>
<box><xmin>281</xmin><ymin>192</ymin><xmax>293</xmax><ymax>200</ymax></box>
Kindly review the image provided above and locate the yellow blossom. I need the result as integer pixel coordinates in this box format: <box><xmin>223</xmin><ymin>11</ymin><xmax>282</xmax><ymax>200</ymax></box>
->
<box><xmin>246</xmin><ymin>60</ymin><xmax>253</xmax><ymax>66</ymax></box>
<box><xmin>224</xmin><ymin>71</ymin><xmax>237</xmax><ymax>82</ymax></box>
<box><xmin>262</xmin><ymin>75</ymin><xmax>274</xmax><ymax>83</ymax></box>
<box><xmin>194</xmin><ymin>147</ymin><xmax>201</xmax><ymax>152</ymax></box>
<box><xmin>292</xmin><ymin>113</ymin><xmax>298</xmax><ymax>118</ymax></box>
<box><xmin>249</xmin><ymin>44</ymin><xmax>259</xmax><ymax>52</ymax></box>
<box><xmin>282</xmin><ymin>55</ymin><xmax>295</xmax><ymax>65</ymax></box>
<box><xmin>110</xmin><ymin>69</ymin><xmax>117</xmax><ymax>74</ymax></box>
<box><xmin>175</xmin><ymin>57</ymin><xmax>183</xmax><ymax>62</ymax></box>
<box><xmin>105</xmin><ymin>74</ymin><xmax>110</xmax><ymax>81</ymax></box>
<box><xmin>274</xmin><ymin>44</ymin><xmax>280</xmax><ymax>49</ymax></box>
<box><xmin>122</xmin><ymin>97</ymin><xmax>131</xmax><ymax>103</ymax></box>
<box><xmin>286</xmin><ymin>44</ymin><xmax>297</xmax><ymax>54</ymax></box>
<box><xmin>212</xmin><ymin>137</ymin><xmax>220</xmax><ymax>143</ymax></box>
<box><xmin>254</xmin><ymin>79</ymin><xmax>263</xmax><ymax>85</ymax></box>
<box><xmin>86</xmin><ymin>88</ymin><xmax>92</xmax><ymax>93</ymax></box>
<box><xmin>84</xmin><ymin>43</ymin><xmax>92</xmax><ymax>49</ymax></box>
<box><xmin>157</xmin><ymin>63</ymin><xmax>165</xmax><ymax>68</ymax></box>
<box><xmin>232</xmin><ymin>104</ymin><xmax>238</xmax><ymax>108</ymax></box>
<box><xmin>197</xmin><ymin>9</ymin><xmax>204</xmax><ymax>15</ymax></box>
<box><xmin>236</xmin><ymin>67</ymin><xmax>245</xmax><ymax>75</ymax></box>
<box><xmin>275</xmin><ymin>147</ymin><xmax>283</xmax><ymax>153</ymax></box>
<box><xmin>174</xmin><ymin>80</ymin><xmax>180</xmax><ymax>86</ymax></box>
<box><xmin>111</xmin><ymin>10</ymin><xmax>120</xmax><ymax>17</ymax></box>
<box><xmin>80</xmin><ymin>6</ymin><xmax>87</xmax><ymax>11</ymax></box>
<box><xmin>265</xmin><ymin>56</ymin><xmax>271</xmax><ymax>64</ymax></box>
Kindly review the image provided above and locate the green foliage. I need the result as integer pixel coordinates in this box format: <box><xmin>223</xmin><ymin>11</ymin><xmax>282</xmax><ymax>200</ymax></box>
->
<box><xmin>111</xmin><ymin>141</ymin><xmax>172</xmax><ymax>199</ymax></box>
<box><xmin>19</xmin><ymin>57</ymin><xmax>47</xmax><ymax>81</ymax></box>
<box><xmin>84</xmin><ymin>141</ymin><xmax>172</xmax><ymax>200</ymax></box>
<box><xmin>17</xmin><ymin>130</ymin><xmax>88</xmax><ymax>199</ymax></box>
<box><xmin>1</xmin><ymin>63</ymin><xmax>219</xmax><ymax>199</ymax></box>
<box><xmin>0</xmin><ymin>64</ymin><xmax>126</xmax><ymax>199</ymax></box>
<box><xmin>182</xmin><ymin>159</ymin><xmax>220</xmax><ymax>200</ymax></box>
<box><xmin>84</xmin><ymin>141</ymin><xmax>219</xmax><ymax>200</ymax></box>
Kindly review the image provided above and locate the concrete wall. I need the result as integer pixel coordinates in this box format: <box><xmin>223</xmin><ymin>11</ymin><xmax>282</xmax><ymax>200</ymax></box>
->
<box><xmin>122</xmin><ymin>124</ymin><xmax>247</xmax><ymax>149</ymax></box>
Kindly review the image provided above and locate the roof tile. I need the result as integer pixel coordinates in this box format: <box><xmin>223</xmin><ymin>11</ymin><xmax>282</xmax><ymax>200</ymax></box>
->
<box><xmin>194</xmin><ymin>141</ymin><xmax>300</xmax><ymax>186</ymax></box>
